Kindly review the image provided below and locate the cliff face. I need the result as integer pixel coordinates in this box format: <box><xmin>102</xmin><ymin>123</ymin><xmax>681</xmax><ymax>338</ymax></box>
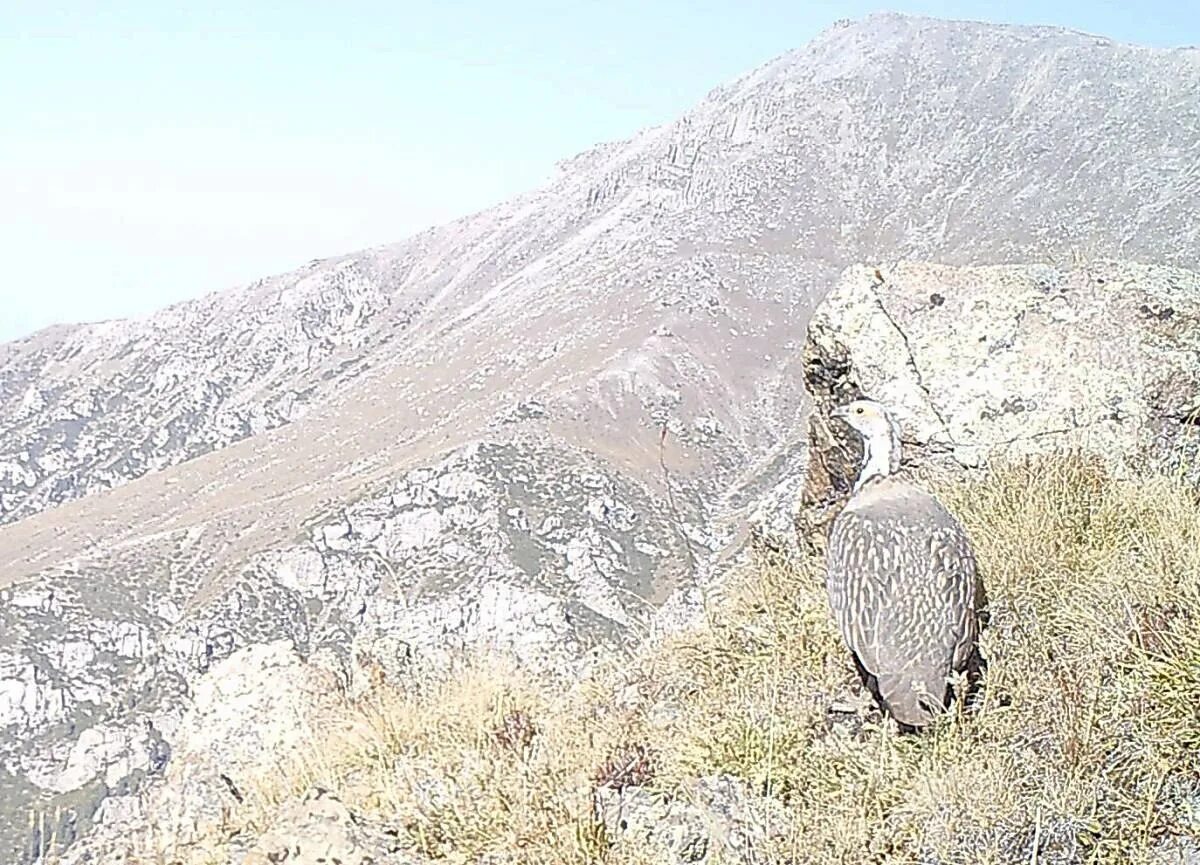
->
<box><xmin>2</xmin><ymin>13</ymin><xmax>1199</xmax><ymax>861</ymax></box>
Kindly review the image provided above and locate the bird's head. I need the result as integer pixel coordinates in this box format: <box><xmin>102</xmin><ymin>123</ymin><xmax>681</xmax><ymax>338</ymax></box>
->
<box><xmin>830</xmin><ymin>399</ymin><xmax>894</xmax><ymax>439</ymax></box>
<box><xmin>830</xmin><ymin>398</ymin><xmax>903</xmax><ymax>487</ymax></box>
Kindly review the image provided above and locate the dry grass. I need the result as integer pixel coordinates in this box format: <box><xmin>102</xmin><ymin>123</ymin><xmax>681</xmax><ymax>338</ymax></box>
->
<box><xmin>231</xmin><ymin>453</ymin><xmax>1199</xmax><ymax>864</ymax></box>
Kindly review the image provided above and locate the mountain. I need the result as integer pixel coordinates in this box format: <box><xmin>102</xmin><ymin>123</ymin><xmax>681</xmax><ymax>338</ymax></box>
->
<box><xmin>2</xmin><ymin>12</ymin><xmax>1198</xmax><ymax>861</ymax></box>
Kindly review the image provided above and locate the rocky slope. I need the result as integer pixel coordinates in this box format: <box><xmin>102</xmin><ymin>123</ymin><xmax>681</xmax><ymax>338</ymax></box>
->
<box><xmin>2</xmin><ymin>12</ymin><xmax>1199</xmax><ymax>862</ymax></box>
<box><xmin>53</xmin><ymin>259</ymin><xmax>1200</xmax><ymax>864</ymax></box>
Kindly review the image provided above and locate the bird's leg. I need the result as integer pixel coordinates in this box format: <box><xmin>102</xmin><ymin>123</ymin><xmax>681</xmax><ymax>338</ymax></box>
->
<box><xmin>944</xmin><ymin>648</ymin><xmax>989</xmax><ymax>717</ymax></box>
<box><xmin>962</xmin><ymin>646</ymin><xmax>989</xmax><ymax>713</ymax></box>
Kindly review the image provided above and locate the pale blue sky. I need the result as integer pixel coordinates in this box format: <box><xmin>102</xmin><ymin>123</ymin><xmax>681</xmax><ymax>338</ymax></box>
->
<box><xmin>0</xmin><ymin>1</ymin><xmax>1195</xmax><ymax>343</ymax></box>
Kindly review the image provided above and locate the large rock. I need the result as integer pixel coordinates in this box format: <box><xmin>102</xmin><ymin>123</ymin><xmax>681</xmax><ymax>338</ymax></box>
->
<box><xmin>53</xmin><ymin>641</ymin><xmax>345</xmax><ymax>864</ymax></box>
<box><xmin>792</xmin><ymin>260</ymin><xmax>1200</xmax><ymax>551</ymax></box>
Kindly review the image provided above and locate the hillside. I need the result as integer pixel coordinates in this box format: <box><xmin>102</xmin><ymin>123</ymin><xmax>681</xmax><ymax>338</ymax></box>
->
<box><xmin>2</xmin><ymin>12</ymin><xmax>1199</xmax><ymax>862</ymax></box>
<box><xmin>48</xmin><ymin>258</ymin><xmax>1200</xmax><ymax>862</ymax></box>
<box><xmin>104</xmin><ymin>455</ymin><xmax>1200</xmax><ymax>864</ymax></box>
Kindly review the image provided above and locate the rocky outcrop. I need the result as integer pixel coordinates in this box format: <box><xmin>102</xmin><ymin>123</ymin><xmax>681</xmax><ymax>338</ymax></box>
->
<box><xmin>45</xmin><ymin>641</ymin><xmax>344</xmax><ymax>864</ymax></box>
<box><xmin>788</xmin><ymin>260</ymin><xmax>1200</xmax><ymax>553</ymax></box>
<box><xmin>4</xmin><ymin>429</ymin><xmax>714</xmax><ymax>863</ymax></box>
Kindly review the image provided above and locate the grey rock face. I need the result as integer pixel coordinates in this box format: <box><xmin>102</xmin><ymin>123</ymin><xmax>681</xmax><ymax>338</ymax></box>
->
<box><xmin>0</xmin><ymin>263</ymin><xmax>396</xmax><ymax>525</ymax></box>
<box><xmin>3</xmin><ymin>12</ymin><xmax>1200</xmax><ymax>863</ymax></box>
<box><xmin>787</xmin><ymin>260</ymin><xmax>1200</xmax><ymax>552</ymax></box>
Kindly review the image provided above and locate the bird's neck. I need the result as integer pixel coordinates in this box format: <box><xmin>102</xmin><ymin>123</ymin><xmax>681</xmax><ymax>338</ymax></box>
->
<box><xmin>855</xmin><ymin>424</ymin><xmax>902</xmax><ymax>493</ymax></box>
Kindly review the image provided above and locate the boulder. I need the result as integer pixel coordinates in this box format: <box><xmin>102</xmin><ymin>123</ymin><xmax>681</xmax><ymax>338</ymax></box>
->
<box><xmin>793</xmin><ymin>260</ymin><xmax>1200</xmax><ymax>551</ymax></box>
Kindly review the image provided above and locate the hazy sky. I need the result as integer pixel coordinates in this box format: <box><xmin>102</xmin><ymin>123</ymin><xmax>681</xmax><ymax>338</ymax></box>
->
<box><xmin>1</xmin><ymin>1</ymin><xmax>1195</xmax><ymax>342</ymax></box>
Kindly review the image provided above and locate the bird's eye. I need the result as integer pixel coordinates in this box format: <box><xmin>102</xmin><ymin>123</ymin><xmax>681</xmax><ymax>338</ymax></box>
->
<box><xmin>854</xmin><ymin>407</ymin><xmax>865</xmax><ymax>415</ymax></box>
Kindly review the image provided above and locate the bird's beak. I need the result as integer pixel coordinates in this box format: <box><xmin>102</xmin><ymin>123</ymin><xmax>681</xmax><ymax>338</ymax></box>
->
<box><xmin>830</xmin><ymin>405</ymin><xmax>849</xmax><ymax>422</ymax></box>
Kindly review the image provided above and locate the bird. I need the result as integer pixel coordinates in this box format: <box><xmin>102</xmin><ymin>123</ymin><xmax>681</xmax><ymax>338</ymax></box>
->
<box><xmin>824</xmin><ymin>398</ymin><xmax>986</xmax><ymax>732</ymax></box>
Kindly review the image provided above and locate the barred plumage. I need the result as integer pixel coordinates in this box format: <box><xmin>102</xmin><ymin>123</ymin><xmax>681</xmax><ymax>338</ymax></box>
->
<box><xmin>825</xmin><ymin>398</ymin><xmax>985</xmax><ymax>730</ymax></box>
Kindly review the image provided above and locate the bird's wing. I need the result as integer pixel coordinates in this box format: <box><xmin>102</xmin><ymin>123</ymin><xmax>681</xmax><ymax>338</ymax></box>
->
<box><xmin>827</xmin><ymin>487</ymin><xmax>980</xmax><ymax>721</ymax></box>
<box><xmin>928</xmin><ymin>514</ymin><xmax>982</xmax><ymax>671</ymax></box>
